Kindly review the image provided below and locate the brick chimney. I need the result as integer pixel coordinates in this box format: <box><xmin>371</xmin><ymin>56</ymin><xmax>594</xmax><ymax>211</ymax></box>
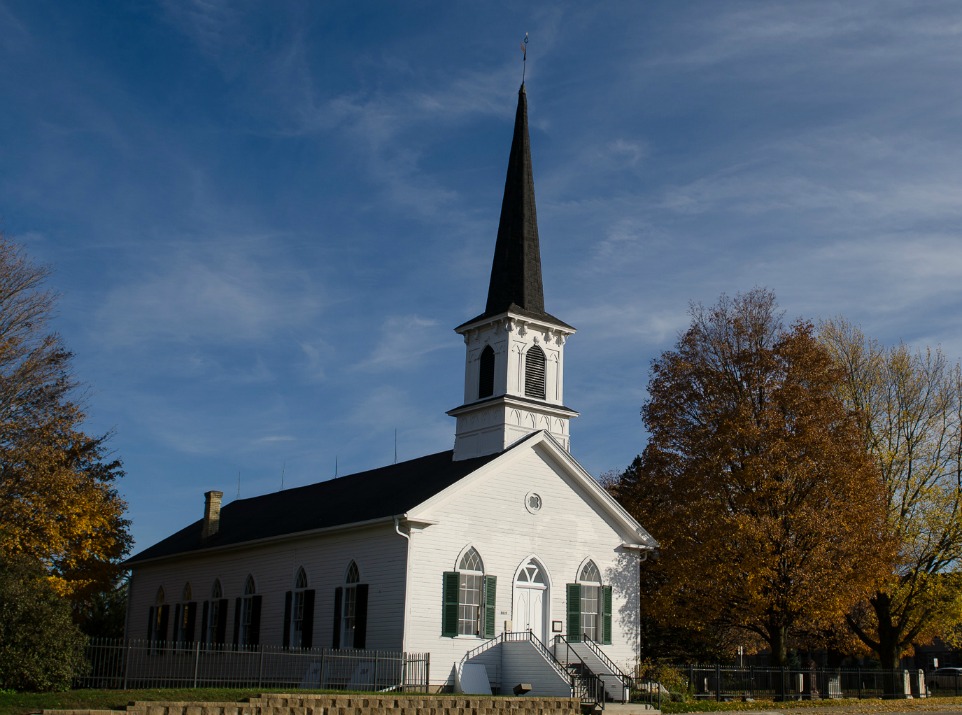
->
<box><xmin>202</xmin><ymin>490</ymin><xmax>223</xmax><ymax>540</ymax></box>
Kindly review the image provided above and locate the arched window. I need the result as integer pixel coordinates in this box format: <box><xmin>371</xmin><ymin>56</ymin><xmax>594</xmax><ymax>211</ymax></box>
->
<box><xmin>236</xmin><ymin>575</ymin><xmax>262</xmax><ymax>648</ymax></box>
<box><xmin>286</xmin><ymin>567</ymin><xmax>314</xmax><ymax>649</ymax></box>
<box><xmin>333</xmin><ymin>561</ymin><xmax>368</xmax><ymax>649</ymax></box>
<box><xmin>204</xmin><ymin>578</ymin><xmax>227</xmax><ymax>647</ymax></box>
<box><xmin>148</xmin><ymin>587</ymin><xmax>169</xmax><ymax>650</ymax></box>
<box><xmin>578</xmin><ymin>562</ymin><xmax>601</xmax><ymax>641</ymax></box>
<box><xmin>342</xmin><ymin>562</ymin><xmax>360</xmax><ymax>647</ymax></box>
<box><xmin>442</xmin><ymin>547</ymin><xmax>496</xmax><ymax>639</ymax></box>
<box><xmin>524</xmin><ymin>346</ymin><xmax>546</xmax><ymax>399</ymax></box>
<box><xmin>173</xmin><ymin>582</ymin><xmax>197</xmax><ymax>646</ymax></box>
<box><xmin>567</xmin><ymin>560</ymin><xmax>612</xmax><ymax>644</ymax></box>
<box><xmin>478</xmin><ymin>345</ymin><xmax>495</xmax><ymax>399</ymax></box>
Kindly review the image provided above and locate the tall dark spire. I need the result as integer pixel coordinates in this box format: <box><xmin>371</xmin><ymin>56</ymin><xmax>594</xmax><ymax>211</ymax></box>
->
<box><xmin>484</xmin><ymin>84</ymin><xmax>546</xmax><ymax>318</ymax></box>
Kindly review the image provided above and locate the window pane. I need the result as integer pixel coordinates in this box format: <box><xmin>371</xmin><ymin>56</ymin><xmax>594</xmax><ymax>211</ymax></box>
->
<box><xmin>458</xmin><ymin>573</ymin><xmax>482</xmax><ymax>636</ymax></box>
<box><xmin>581</xmin><ymin>585</ymin><xmax>600</xmax><ymax>641</ymax></box>
<box><xmin>579</xmin><ymin>561</ymin><xmax>601</xmax><ymax>583</ymax></box>
<box><xmin>342</xmin><ymin>585</ymin><xmax>357</xmax><ymax>647</ymax></box>
<box><xmin>459</xmin><ymin>548</ymin><xmax>483</xmax><ymax>572</ymax></box>
<box><xmin>292</xmin><ymin>591</ymin><xmax>304</xmax><ymax>648</ymax></box>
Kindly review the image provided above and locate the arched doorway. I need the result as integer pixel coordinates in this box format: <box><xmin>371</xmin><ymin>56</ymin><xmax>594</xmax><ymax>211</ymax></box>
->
<box><xmin>513</xmin><ymin>557</ymin><xmax>549</xmax><ymax>643</ymax></box>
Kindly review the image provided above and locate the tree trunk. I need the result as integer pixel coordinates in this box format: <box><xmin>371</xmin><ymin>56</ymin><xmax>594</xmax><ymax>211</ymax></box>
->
<box><xmin>768</xmin><ymin>623</ymin><xmax>789</xmax><ymax>667</ymax></box>
<box><xmin>871</xmin><ymin>593</ymin><xmax>905</xmax><ymax>698</ymax></box>
<box><xmin>871</xmin><ymin>593</ymin><xmax>903</xmax><ymax>670</ymax></box>
<box><xmin>767</xmin><ymin>623</ymin><xmax>790</xmax><ymax>701</ymax></box>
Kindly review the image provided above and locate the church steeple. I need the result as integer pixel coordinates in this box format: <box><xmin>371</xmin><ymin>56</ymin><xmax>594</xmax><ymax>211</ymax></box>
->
<box><xmin>485</xmin><ymin>84</ymin><xmax>545</xmax><ymax>318</ymax></box>
<box><xmin>449</xmin><ymin>84</ymin><xmax>577</xmax><ymax>461</ymax></box>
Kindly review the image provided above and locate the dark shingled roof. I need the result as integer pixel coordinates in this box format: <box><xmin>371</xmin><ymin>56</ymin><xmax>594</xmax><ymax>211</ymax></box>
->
<box><xmin>127</xmin><ymin>449</ymin><xmax>499</xmax><ymax>564</ymax></box>
<box><xmin>476</xmin><ymin>84</ymin><xmax>569</xmax><ymax>330</ymax></box>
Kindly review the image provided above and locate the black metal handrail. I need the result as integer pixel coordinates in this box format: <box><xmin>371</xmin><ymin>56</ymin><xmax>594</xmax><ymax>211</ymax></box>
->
<box><xmin>582</xmin><ymin>634</ymin><xmax>633</xmax><ymax>693</ymax></box>
<box><xmin>553</xmin><ymin>635</ymin><xmax>607</xmax><ymax>709</ymax></box>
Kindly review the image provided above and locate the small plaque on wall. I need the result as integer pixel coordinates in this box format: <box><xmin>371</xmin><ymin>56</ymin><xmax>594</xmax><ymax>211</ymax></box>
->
<box><xmin>552</xmin><ymin>621</ymin><xmax>563</xmax><ymax>633</ymax></box>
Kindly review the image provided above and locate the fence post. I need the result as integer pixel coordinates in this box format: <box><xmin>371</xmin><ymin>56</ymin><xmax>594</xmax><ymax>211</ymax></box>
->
<box><xmin>425</xmin><ymin>653</ymin><xmax>430</xmax><ymax>692</ymax></box>
<box><xmin>122</xmin><ymin>639</ymin><xmax>130</xmax><ymax>690</ymax></box>
<box><xmin>715</xmin><ymin>664</ymin><xmax>722</xmax><ymax>701</ymax></box>
<box><xmin>857</xmin><ymin>667</ymin><xmax>862</xmax><ymax>699</ymax></box>
<box><xmin>257</xmin><ymin>644</ymin><xmax>265</xmax><ymax>688</ymax></box>
<box><xmin>749</xmin><ymin>665</ymin><xmax>754</xmax><ymax>700</ymax></box>
<box><xmin>192</xmin><ymin>640</ymin><xmax>200</xmax><ymax>688</ymax></box>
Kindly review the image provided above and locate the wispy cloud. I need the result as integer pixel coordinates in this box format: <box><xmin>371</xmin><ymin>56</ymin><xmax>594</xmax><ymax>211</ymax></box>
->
<box><xmin>95</xmin><ymin>234</ymin><xmax>326</xmax><ymax>350</ymax></box>
<box><xmin>357</xmin><ymin>315</ymin><xmax>453</xmax><ymax>372</ymax></box>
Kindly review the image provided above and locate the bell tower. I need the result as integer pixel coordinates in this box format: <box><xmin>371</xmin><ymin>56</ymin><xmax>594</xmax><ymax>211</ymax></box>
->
<box><xmin>448</xmin><ymin>85</ymin><xmax>578</xmax><ymax>461</ymax></box>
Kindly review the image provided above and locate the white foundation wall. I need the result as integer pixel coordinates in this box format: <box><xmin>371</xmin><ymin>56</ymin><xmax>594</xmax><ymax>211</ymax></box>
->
<box><xmin>403</xmin><ymin>443</ymin><xmax>641</xmax><ymax>690</ymax></box>
<box><xmin>127</xmin><ymin>523</ymin><xmax>409</xmax><ymax>652</ymax></box>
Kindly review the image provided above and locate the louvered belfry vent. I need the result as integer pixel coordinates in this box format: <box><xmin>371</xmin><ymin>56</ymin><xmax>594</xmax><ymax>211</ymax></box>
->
<box><xmin>524</xmin><ymin>346</ymin><xmax>546</xmax><ymax>399</ymax></box>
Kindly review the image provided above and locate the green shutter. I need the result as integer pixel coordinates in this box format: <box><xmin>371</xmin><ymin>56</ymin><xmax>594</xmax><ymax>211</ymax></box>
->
<box><xmin>442</xmin><ymin>572</ymin><xmax>459</xmax><ymax>637</ymax></box>
<box><xmin>602</xmin><ymin>585</ymin><xmax>613</xmax><ymax>645</ymax></box>
<box><xmin>282</xmin><ymin>592</ymin><xmax>292</xmax><ymax>648</ymax></box>
<box><xmin>354</xmin><ymin>584</ymin><xmax>369</xmax><ymax>648</ymax></box>
<box><xmin>483</xmin><ymin>575</ymin><xmax>497</xmax><ymax>638</ymax></box>
<box><xmin>566</xmin><ymin>583</ymin><xmax>581</xmax><ymax>642</ymax></box>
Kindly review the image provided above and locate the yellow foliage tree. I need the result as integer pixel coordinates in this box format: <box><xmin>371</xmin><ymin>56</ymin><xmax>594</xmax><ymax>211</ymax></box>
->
<box><xmin>614</xmin><ymin>290</ymin><xmax>894</xmax><ymax>666</ymax></box>
<box><xmin>0</xmin><ymin>237</ymin><xmax>130</xmax><ymax>602</ymax></box>
<box><xmin>821</xmin><ymin>319</ymin><xmax>962</xmax><ymax>669</ymax></box>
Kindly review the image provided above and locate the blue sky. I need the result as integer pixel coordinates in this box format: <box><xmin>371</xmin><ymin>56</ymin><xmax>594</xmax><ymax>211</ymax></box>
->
<box><xmin>2</xmin><ymin>1</ymin><xmax>962</xmax><ymax>552</ymax></box>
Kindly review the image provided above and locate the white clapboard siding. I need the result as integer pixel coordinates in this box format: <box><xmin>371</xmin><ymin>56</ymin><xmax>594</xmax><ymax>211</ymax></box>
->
<box><xmin>128</xmin><ymin>523</ymin><xmax>407</xmax><ymax>651</ymax></box>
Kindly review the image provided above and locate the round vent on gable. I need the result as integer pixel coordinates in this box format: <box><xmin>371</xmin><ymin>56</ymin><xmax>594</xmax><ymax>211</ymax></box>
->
<box><xmin>525</xmin><ymin>492</ymin><xmax>543</xmax><ymax>513</ymax></box>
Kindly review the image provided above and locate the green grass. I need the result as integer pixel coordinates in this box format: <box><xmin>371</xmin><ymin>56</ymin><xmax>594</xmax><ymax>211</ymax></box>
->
<box><xmin>660</xmin><ymin>695</ymin><xmax>962</xmax><ymax>713</ymax></box>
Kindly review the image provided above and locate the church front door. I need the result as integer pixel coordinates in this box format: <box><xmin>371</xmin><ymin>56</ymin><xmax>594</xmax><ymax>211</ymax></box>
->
<box><xmin>513</xmin><ymin>558</ymin><xmax>548</xmax><ymax>644</ymax></box>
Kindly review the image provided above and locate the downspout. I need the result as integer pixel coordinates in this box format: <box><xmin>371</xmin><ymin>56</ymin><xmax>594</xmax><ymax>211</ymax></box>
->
<box><xmin>394</xmin><ymin>515</ymin><xmax>412</xmax><ymax>654</ymax></box>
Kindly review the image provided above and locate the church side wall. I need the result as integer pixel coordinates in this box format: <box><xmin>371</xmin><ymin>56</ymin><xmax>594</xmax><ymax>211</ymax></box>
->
<box><xmin>404</xmin><ymin>444</ymin><xmax>641</xmax><ymax>691</ymax></box>
<box><xmin>128</xmin><ymin>523</ymin><xmax>408</xmax><ymax>652</ymax></box>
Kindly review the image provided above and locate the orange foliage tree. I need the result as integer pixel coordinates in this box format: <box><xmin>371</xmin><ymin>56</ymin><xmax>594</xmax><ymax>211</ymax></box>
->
<box><xmin>821</xmin><ymin>319</ymin><xmax>962</xmax><ymax>669</ymax></box>
<box><xmin>0</xmin><ymin>237</ymin><xmax>130</xmax><ymax>604</ymax></box>
<box><xmin>613</xmin><ymin>289</ymin><xmax>893</xmax><ymax>666</ymax></box>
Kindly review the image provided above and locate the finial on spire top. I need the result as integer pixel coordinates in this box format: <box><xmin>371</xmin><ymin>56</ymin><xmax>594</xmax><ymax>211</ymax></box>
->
<box><xmin>521</xmin><ymin>32</ymin><xmax>528</xmax><ymax>85</ymax></box>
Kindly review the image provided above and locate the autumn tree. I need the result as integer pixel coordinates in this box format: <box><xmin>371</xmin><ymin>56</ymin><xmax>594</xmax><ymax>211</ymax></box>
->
<box><xmin>0</xmin><ymin>237</ymin><xmax>130</xmax><ymax>602</ymax></box>
<box><xmin>821</xmin><ymin>319</ymin><xmax>962</xmax><ymax>669</ymax></box>
<box><xmin>613</xmin><ymin>289</ymin><xmax>893</xmax><ymax>666</ymax></box>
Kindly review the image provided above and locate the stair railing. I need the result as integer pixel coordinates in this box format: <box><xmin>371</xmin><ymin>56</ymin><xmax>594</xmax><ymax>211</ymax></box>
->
<box><xmin>553</xmin><ymin>635</ymin><xmax>607</xmax><ymax>709</ymax></box>
<box><xmin>582</xmin><ymin>634</ymin><xmax>634</xmax><ymax>693</ymax></box>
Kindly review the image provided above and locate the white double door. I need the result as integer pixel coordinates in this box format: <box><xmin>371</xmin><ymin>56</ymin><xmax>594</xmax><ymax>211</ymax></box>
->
<box><xmin>513</xmin><ymin>558</ymin><xmax>548</xmax><ymax>643</ymax></box>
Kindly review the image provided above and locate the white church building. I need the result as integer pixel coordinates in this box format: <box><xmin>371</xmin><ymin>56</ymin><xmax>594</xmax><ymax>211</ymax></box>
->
<box><xmin>125</xmin><ymin>84</ymin><xmax>657</xmax><ymax>698</ymax></box>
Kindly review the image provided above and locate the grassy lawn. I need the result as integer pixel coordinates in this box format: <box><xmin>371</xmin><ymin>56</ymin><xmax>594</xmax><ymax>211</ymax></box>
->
<box><xmin>661</xmin><ymin>695</ymin><xmax>962</xmax><ymax>713</ymax></box>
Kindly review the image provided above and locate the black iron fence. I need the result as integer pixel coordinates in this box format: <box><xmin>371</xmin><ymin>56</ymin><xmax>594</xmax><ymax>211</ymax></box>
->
<box><xmin>78</xmin><ymin>639</ymin><xmax>430</xmax><ymax>692</ymax></box>
<box><xmin>682</xmin><ymin>664</ymin><xmax>926</xmax><ymax>701</ymax></box>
